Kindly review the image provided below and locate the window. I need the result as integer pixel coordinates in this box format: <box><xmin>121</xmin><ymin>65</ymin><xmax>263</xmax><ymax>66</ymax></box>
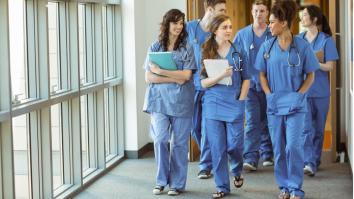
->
<box><xmin>81</xmin><ymin>95</ymin><xmax>89</xmax><ymax>173</ymax></box>
<box><xmin>48</xmin><ymin>2</ymin><xmax>61</xmax><ymax>94</ymax></box>
<box><xmin>13</xmin><ymin>115</ymin><xmax>31</xmax><ymax>199</ymax></box>
<box><xmin>9</xmin><ymin>0</ymin><xmax>28</xmax><ymax>104</ymax></box>
<box><xmin>51</xmin><ymin>103</ymin><xmax>64</xmax><ymax>190</ymax></box>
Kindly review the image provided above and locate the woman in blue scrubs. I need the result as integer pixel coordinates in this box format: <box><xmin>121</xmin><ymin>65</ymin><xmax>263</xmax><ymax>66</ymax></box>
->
<box><xmin>255</xmin><ymin>2</ymin><xmax>319</xmax><ymax>199</ymax></box>
<box><xmin>143</xmin><ymin>9</ymin><xmax>196</xmax><ymax>196</ymax></box>
<box><xmin>233</xmin><ymin>0</ymin><xmax>274</xmax><ymax>171</ymax></box>
<box><xmin>186</xmin><ymin>0</ymin><xmax>227</xmax><ymax>179</ymax></box>
<box><xmin>200</xmin><ymin>14</ymin><xmax>250</xmax><ymax>198</ymax></box>
<box><xmin>299</xmin><ymin>5</ymin><xmax>339</xmax><ymax>177</ymax></box>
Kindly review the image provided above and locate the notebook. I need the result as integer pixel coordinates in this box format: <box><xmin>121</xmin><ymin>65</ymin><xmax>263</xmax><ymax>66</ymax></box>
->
<box><xmin>203</xmin><ymin>59</ymin><xmax>232</xmax><ymax>86</ymax></box>
<box><xmin>148</xmin><ymin>52</ymin><xmax>177</xmax><ymax>71</ymax></box>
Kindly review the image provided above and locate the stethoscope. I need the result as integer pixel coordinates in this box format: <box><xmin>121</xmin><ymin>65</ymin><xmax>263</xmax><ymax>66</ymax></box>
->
<box><xmin>263</xmin><ymin>35</ymin><xmax>301</xmax><ymax>67</ymax></box>
<box><xmin>229</xmin><ymin>41</ymin><xmax>243</xmax><ymax>71</ymax></box>
<box><xmin>250</xmin><ymin>25</ymin><xmax>270</xmax><ymax>50</ymax></box>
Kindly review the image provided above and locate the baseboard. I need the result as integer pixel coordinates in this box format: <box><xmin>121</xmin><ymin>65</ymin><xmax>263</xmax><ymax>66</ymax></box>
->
<box><xmin>125</xmin><ymin>142</ymin><xmax>153</xmax><ymax>159</ymax></box>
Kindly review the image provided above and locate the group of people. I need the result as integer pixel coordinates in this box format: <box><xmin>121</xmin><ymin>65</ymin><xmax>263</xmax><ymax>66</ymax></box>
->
<box><xmin>142</xmin><ymin>0</ymin><xmax>339</xmax><ymax>199</ymax></box>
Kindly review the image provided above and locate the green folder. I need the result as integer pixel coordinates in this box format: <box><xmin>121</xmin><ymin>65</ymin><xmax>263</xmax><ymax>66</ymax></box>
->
<box><xmin>148</xmin><ymin>52</ymin><xmax>177</xmax><ymax>71</ymax></box>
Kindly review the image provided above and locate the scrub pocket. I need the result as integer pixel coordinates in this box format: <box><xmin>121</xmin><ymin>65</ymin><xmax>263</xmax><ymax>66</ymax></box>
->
<box><xmin>266</xmin><ymin>92</ymin><xmax>306</xmax><ymax>115</ymax></box>
<box><xmin>288</xmin><ymin>92</ymin><xmax>306</xmax><ymax>114</ymax></box>
<box><xmin>216</xmin><ymin>98</ymin><xmax>245</xmax><ymax>122</ymax></box>
<box><xmin>266</xmin><ymin>93</ymin><xmax>276</xmax><ymax>114</ymax></box>
<box><xmin>288</xmin><ymin>65</ymin><xmax>302</xmax><ymax>77</ymax></box>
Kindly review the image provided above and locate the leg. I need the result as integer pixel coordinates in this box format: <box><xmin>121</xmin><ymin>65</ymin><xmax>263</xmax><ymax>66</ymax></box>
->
<box><xmin>150</xmin><ymin>112</ymin><xmax>171</xmax><ymax>187</ymax></box>
<box><xmin>302</xmin><ymin>98</ymin><xmax>316</xmax><ymax>174</ymax></box>
<box><xmin>285</xmin><ymin>113</ymin><xmax>306</xmax><ymax>199</ymax></box>
<box><xmin>258</xmin><ymin>91</ymin><xmax>273</xmax><ymax>161</ymax></box>
<box><xmin>244</xmin><ymin>89</ymin><xmax>261</xmax><ymax>168</ymax></box>
<box><xmin>227</xmin><ymin>120</ymin><xmax>244</xmax><ymax>177</ymax></box>
<box><xmin>312</xmin><ymin>97</ymin><xmax>330</xmax><ymax>169</ymax></box>
<box><xmin>205</xmin><ymin>118</ymin><xmax>230</xmax><ymax>193</ymax></box>
<box><xmin>169</xmin><ymin>116</ymin><xmax>192</xmax><ymax>191</ymax></box>
<box><xmin>268</xmin><ymin>114</ymin><xmax>288</xmax><ymax>193</ymax></box>
<box><xmin>192</xmin><ymin>90</ymin><xmax>212</xmax><ymax>172</ymax></box>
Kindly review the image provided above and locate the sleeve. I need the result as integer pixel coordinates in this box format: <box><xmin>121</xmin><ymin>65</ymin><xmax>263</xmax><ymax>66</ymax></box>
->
<box><xmin>324</xmin><ymin>37</ymin><xmax>339</xmax><ymax>62</ymax></box>
<box><xmin>143</xmin><ymin>42</ymin><xmax>160</xmax><ymax>71</ymax></box>
<box><xmin>182</xmin><ymin>43</ymin><xmax>197</xmax><ymax>70</ymax></box>
<box><xmin>254</xmin><ymin>42</ymin><xmax>267</xmax><ymax>72</ymax></box>
<box><xmin>303</xmin><ymin>45</ymin><xmax>320</xmax><ymax>73</ymax></box>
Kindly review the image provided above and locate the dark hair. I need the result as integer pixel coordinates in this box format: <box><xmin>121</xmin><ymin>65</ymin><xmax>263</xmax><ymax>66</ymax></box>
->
<box><xmin>270</xmin><ymin>0</ymin><xmax>298</xmax><ymax>28</ymax></box>
<box><xmin>204</xmin><ymin>0</ymin><xmax>226</xmax><ymax>8</ymax></box>
<box><xmin>200</xmin><ymin>14</ymin><xmax>231</xmax><ymax>77</ymax></box>
<box><xmin>158</xmin><ymin>9</ymin><xmax>187</xmax><ymax>51</ymax></box>
<box><xmin>253</xmin><ymin>0</ymin><xmax>269</xmax><ymax>10</ymax></box>
<box><xmin>305</xmin><ymin>5</ymin><xmax>332</xmax><ymax>36</ymax></box>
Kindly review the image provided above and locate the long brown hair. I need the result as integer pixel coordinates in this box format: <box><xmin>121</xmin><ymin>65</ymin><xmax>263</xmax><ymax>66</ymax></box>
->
<box><xmin>200</xmin><ymin>14</ymin><xmax>231</xmax><ymax>77</ymax></box>
<box><xmin>158</xmin><ymin>9</ymin><xmax>187</xmax><ymax>51</ymax></box>
<box><xmin>305</xmin><ymin>5</ymin><xmax>332</xmax><ymax>36</ymax></box>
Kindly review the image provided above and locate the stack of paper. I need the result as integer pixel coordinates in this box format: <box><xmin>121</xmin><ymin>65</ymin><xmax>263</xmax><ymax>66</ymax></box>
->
<box><xmin>203</xmin><ymin>59</ymin><xmax>232</xmax><ymax>85</ymax></box>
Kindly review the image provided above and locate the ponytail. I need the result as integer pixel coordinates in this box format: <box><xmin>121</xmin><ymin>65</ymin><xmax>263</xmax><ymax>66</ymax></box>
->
<box><xmin>305</xmin><ymin>5</ymin><xmax>332</xmax><ymax>36</ymax></box>
<box><xmin>321</xmin><ymin>14</ymin><xmax>332</xmax><ymax>36</ymax></box>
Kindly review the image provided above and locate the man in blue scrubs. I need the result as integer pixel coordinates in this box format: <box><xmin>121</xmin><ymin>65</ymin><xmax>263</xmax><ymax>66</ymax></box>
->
<box><xmin>234</xmin><ymin>0</ymin><xmax>274</xmax><ymax>171</ymax></box>
<box><xmin>299</xmin><ymin>5</ymin><xmax>339</xmax><ymax>176</ymax></box>
<box><xmin>186</xmin><ymin>0</ymin><xmax>226</xmax><ymax>179</ymax></box>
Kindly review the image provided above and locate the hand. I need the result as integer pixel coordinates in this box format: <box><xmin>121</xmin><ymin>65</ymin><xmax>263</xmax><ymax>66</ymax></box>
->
<box><xmin>221</xmin><ymin>67</ymin><xmax>233</xmax><ymax>78</ymax></box>
<box><xmin>149</xmin><ymin>62</ymin><xmax>161</xmax><ymax>75</ymax></box>
<box><xmin>175</xmin><ymin>79</ymin><xmax>186</xmax><ymax>85</ymax></box>
<box><xmin>315</xmin><ymin>50</ymin><xmax>324</xmax><ymax>63</ymax></box>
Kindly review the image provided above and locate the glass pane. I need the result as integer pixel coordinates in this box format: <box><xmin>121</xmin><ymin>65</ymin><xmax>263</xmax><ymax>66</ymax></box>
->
<box><xmin>78</xmin><ymin>4</ymin><xmax>86</xmax><ymax>85</ymax></box>
<box><xmin>13</xmin><ymin>115</ymin><xmax>31</xmax><ymax>199</ymax></box>
<box><xmin>104</xmin><ymin>88</ymin><xmax>110</xmax><ymax>157</ymax></box>
<box><xmin>107</xmin><ymin>6</ymin><xmax>116</xmax><ymax>78</ymax></box>
<box><xmin>102</xmin><ymin>6</ymin><xmax>108</xmax><ymax>78</ymax></box>
<box><xmin>9</xmin><ymin>0</ymin><xmax>28</xmax><ymax>104</ymax></box>
<box><xmin>80</xmin><ymin>95</ymin><xmax>89</xmax><ymax>172</ymax></box>
<box><xmin>48</xmin><ymin>2</ymin><xmax>61</xmax><ymax>94</ymax></box>
<box><xmin>51</xmin><ymin>104</ymin><xmax>63</xmax><ymax>190</ymax></box>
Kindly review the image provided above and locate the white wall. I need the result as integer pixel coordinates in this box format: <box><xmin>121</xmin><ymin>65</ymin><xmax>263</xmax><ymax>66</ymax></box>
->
<box><xmin>122</xmin><ymin>0</ymin><xmax>187</xmax><ymax>152</ymax></box>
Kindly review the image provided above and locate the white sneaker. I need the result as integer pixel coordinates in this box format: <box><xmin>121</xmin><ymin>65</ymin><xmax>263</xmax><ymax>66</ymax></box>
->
<box><xmin>243</xmin><ymin>162</ymin><xmax>257</xmax><ymax>171</ymax></box>
<box><xmin>303</xmin><ymin>165</ymin><xmax>315</xmax><ymax>176</ymax></box>
<box><xmin>152</xmin><ymin>186</ymin><xmax>164</xmax><ymax>195</ymax></box>
<box><xmin>167</xmin><ymin>189</ymin><xmax>181</xmax><ymax>196</ymax></box>
<box><xmin>262</xmin><ymin>159</ymin><xmax>274</xmax><ymax>167</ymax></box>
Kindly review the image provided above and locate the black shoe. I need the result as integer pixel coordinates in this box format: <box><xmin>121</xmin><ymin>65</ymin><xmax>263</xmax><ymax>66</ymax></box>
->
<box><xmin>198</xmin><ymin>170</ymin><xmax>212</xmax><ymax>179</ymax></box>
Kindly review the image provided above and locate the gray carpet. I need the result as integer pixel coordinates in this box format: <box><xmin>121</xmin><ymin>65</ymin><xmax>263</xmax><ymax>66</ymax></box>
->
<box><xmin>75</xmin><ymin>152</ymin><xmax>352</xmax><ymax>199</ymax></box>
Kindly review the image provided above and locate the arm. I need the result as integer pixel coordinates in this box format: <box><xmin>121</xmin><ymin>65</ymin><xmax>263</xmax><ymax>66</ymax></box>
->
<box><xmin>259</xmin><ymin>71</ymin><xmax>271</xmax><ymax>94</ymax></box>
<box><xmin>298</xmin><ymin>72</ymin><xmax>315</xmax><ymax>94</ymax></box>
<box><xmin>238</xmin><ymin>80</ymin><xmax>250</xmax><ymax>100</ymax></box>
<box><xmin>150</xmin><ymin>63</ymin><xmax>192</xmax><ymax>81</ymax></box>
<box><xmin>201</xmin><ymin>67</ymin><xmax>233</xmax><ymax>88</ymax></box>
<box><xmin>145</xmin><ymin>71</ymin><xmax>185</xmax><ymax>85</ymax></box>
<box><xmin>315</xmin><ymin>51</ymin><xmax>335</xmax><ymax>71</ymax></box>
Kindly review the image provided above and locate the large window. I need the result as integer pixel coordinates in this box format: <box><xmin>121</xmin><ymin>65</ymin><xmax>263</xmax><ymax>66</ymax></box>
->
<box><xmin>0</xmin><ymin>1</ymin><xmax>123</xmax><ymax>198</ymax></box>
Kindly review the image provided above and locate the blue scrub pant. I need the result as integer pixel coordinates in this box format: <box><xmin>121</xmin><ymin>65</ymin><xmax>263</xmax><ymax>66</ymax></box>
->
<box><xmin>303</xmin><ymin>97</ymin><xmax>330</xmax><ymax>172</ymax></box>
<box><xmin>191</xmin><ymin>90</ymin><xmax>212</xmax><ymax>171</ymax></box>
<box><xmin>150</xmin><ymin>112</ymin><xmax>192</xmax><ymax>190</ymax></box>
<box><xmin>205</xmin><ymin>118</ymin><xmax>244</xmax><ymax>193</ymax></box>
<box><xmin>268</xmin><ymin>113</ymin><xmax>305</xmax><ymax>198</ymax></box>
<box><xmin>244</xmin><ymin>89</ymin><xmax>273</xmax><ymax>164</ymax></box>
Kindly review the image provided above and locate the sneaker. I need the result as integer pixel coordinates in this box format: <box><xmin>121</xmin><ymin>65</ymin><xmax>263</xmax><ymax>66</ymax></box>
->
<box><xmin>262</xmin><ymin>158</ymin><xmax>274</xmax><ymax>167</ymax></box>
<box><xmin>167</xmin><ymin>188</ymin><xmax>181</xmax><ymax>196</ymax></box>
<box><xmin>243</xmin><ymin>162</ymin><xmax>257</xmax><ymax>171</ymax></box>
<box><xmin>278</xmin><ymin>191</ymin><xmax>290</xmax><ymax>199</ymax></box>
<box><xmin>152</xmin><ymin>185</ymin><xmax>164</xmax><ymax>195</ymax></box>
<box><xmin>290</xmin><ymin>195</ymin><xmax>301</xmax><ymax>199</ymax></box>
<box><xmin>303</xmin><ymin>165</ymin><xmax>315</xmax><ymax>176</ymax></box>
<box><xmin>198</xmin><ymin>170</ymin><xmax>212</xmax><ymax>179</ymax></box>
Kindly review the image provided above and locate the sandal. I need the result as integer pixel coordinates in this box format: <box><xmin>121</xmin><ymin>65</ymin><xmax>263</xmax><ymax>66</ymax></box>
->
<box><xmin>152</xmin><ymin>185</ymin><xmax>164</xmax><ymax>195</ymax></box>
<box><xmin>233</xmin><ymin>175</ymin><xmax>244</xmax><ymax>188</ymax></box>
<box><xmin>212</xmin><ymin>191</ymin><xmax>225</xmax><ymax>199</ymax></box>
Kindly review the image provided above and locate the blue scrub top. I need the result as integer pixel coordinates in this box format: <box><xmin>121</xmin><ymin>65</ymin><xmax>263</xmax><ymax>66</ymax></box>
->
<box><xmin>255</xmin><ymin>37</ymin><xmax>320</xmax><ymax>115</ymax></box>
<box><xmin>234</xmin><ymin>25</ymin><xmax>272</xmax><ymax>91</ymax></box>
<box><xmin>143</xmin><ymin>40</ymin><xmax>196</xmax><ymax>117</ymax></box>
<box><xmin>202</xmin><ymin>41</ymin><xmax>250</xmax><ymax>122</ymax></box>
<box><xmin>298</xmin><ymin>31</ymin><xmax>339</xmax><ymax>97</ymax></box>
<box><xmin>186</xmin><ymin>20</ymin><xmax>211</xmax><ymax>91</ymax></box>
